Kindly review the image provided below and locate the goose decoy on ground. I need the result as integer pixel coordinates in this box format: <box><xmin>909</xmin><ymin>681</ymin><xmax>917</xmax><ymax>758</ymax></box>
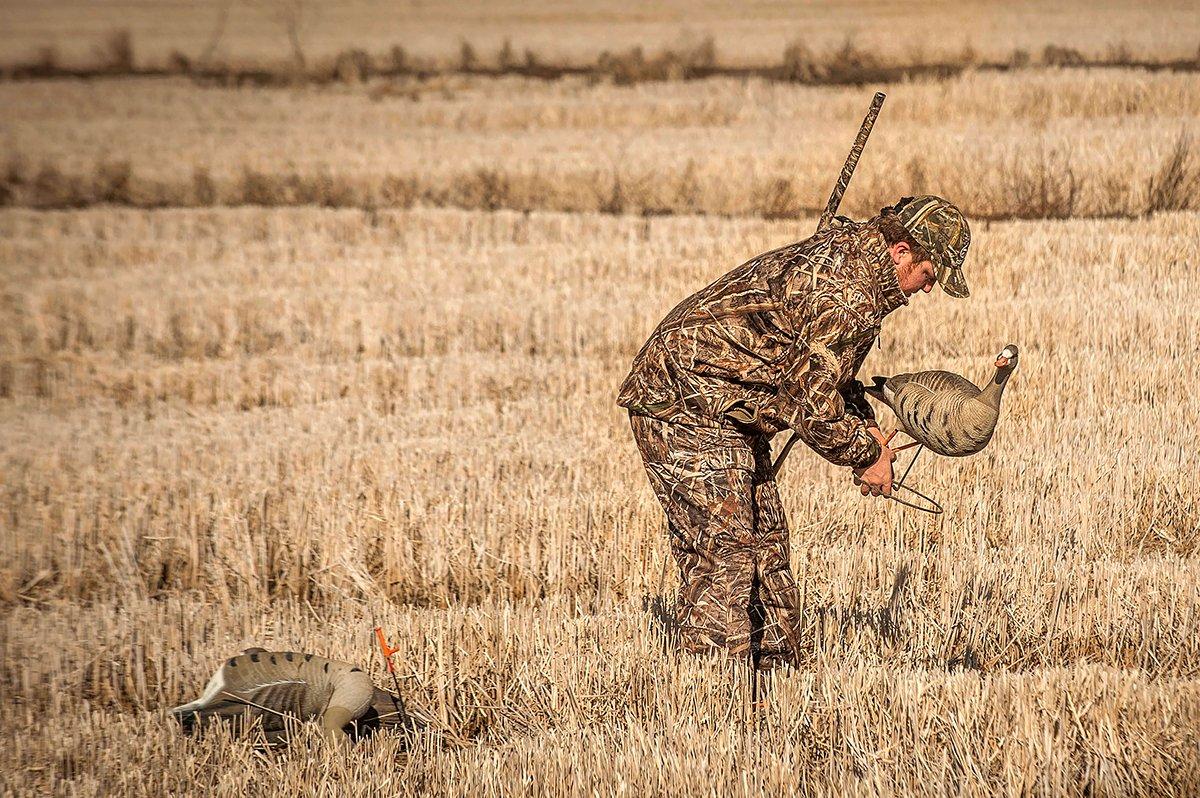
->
<box><xmin>864</xmin><ymin>344</ymin><xmax>1019</xmax><ymax>457</ymax></box>
<box><xmin>170</xmin><ymin>648</ymin><xmax>412</xmax><ymax>744</ymax></box>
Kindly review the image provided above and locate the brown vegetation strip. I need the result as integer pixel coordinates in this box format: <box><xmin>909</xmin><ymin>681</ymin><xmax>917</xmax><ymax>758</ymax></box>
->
<box><xmin>5</xmin><ymin>32</ymin><xmax>1200</xmax><ymax>88</ymax></box>
<box><xmin>2</xmin><ymin>141</ymin><xmax>1196</xmax><ymax>221</ymax></box>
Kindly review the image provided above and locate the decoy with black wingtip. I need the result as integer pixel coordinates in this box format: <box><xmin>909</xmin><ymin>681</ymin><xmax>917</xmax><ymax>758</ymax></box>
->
<box><xmin>865</xmin><ymin>344</ymin><xmax>1019</xmax><ymax>457</ymax></box>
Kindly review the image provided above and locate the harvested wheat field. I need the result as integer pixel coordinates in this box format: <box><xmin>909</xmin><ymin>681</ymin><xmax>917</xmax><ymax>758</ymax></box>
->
<box><xmin>3</xmin><ymin>2</ymin><xmax>1200</xmax><ymax>796</ymax></box>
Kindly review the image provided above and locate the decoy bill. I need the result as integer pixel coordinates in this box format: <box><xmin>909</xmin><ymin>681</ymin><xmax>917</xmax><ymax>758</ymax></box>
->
<box><xmin>170</xmin><ymin>648</ymin><xmax>413</xmax><ymax>744</ymax></box>
<box><xmin>865</xmin><ymin>344</ymin><xmax>1019</xmax><ymax>457</ymax></box>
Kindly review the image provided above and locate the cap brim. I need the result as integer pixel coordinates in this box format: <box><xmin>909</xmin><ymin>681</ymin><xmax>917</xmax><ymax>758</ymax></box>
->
<box><xmin>935</xmin><ymin>261</ymin><xmax>969</xmax><ymax>298</ymax></box>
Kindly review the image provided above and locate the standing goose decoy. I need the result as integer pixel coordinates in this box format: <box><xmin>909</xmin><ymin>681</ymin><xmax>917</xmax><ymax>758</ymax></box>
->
<box><xmin>170</xmin><ymin>648</ymin><xmax>413</xmax><ymax>744</ymax></box>
<box><xmin>864</xmin><ymin>344</ymin><xmax>1019</xmax><ymax>457</ymax></box>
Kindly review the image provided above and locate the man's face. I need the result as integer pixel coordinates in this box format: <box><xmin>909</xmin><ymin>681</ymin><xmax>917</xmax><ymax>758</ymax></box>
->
<box><xmin>890</xmin><ymin>242</ymin><xmax>937</xmax><ymax>297</ymax></box>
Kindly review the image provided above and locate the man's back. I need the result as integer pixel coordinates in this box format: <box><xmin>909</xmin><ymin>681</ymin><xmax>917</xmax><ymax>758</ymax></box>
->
<box><xmin>618</xmin><ymin>217</ymin><xmax>905</xmax><ymax>468</ymax></box>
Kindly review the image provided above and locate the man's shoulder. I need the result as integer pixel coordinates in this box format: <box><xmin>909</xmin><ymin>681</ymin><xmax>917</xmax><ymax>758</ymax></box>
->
<box><xmin>721</xmin><ymin>226</ymin><xmax>847</xmax><ymax>301</ymax></box>
<box><xmin>643</xmin><ymin>220</ymin><xmax>878</xmax><ymax>336</ymax></box>
<box><xmin>779</xmin><ymin>223</ymin><xmax>875</xmax><ymax>288</ymax></box>
<box><xmin>807</xmin><ymin>283</ymin><xmax>879</xmax><ymax>335</ymax></box>
<box><xmin>805</xmin><ymin>223</ymin><xmax>887</xmax><ymax>331</ymax></box>
<box><xmin>742</xmin><ymin>221</ymin><xmax>853</xmax><ymax>266</ymax></box>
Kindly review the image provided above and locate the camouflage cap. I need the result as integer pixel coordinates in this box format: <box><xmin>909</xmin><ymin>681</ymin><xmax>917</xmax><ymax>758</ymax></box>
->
<box><xmin>887</xmin><ymin>195</ymin><xmax>971</xmax><ymax>298</ymax></box>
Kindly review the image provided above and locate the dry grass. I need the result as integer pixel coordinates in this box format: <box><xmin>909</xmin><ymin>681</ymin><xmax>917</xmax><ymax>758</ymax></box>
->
<box><xmin>6</xmin><ymin>596</ymin><xmax>1200</xmax><ymax>797</ymax></box>
<box><xmin>3</xmin><ymin>4</ymin><xmax>1200</xmax><ymax>793</ymax></box>
<box><xmin>2</xmin><ymin>205</ymin><xmax>1199</xmax><ymax>795</ymax></box>
<box><xmin>1147</xmin><ymin>132</ymin><xmax>1200</xmax><ymax>213</ymax></box>
<box><xmin>2</xmin><ymin>69</ymin><xmax>1199</xmax><ymax>219</ymax></box>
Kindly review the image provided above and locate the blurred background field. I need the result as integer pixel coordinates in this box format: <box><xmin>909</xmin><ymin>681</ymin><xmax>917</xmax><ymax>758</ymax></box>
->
<box><xmin>4</xmin><ymin>0</ymin><xmax>1200</xmax><ymax>68</ymax></box>
<box><xmin>3</xmin><ymin>70</ymin><xmax>1199</xmax><ymax>220</ymax></box>
<box><xmin>2</xmin><ymin>2</ymin><xmax>1199</xmax><ymax>796</ymax></box>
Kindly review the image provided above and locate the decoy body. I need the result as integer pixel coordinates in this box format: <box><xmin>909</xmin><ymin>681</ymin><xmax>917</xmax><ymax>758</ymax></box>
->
<box><xmin>864</xmin><ymin>344</ymin><xmax>1018</xmax><ymax>457</ymax></box>
<box><xmin>171</xmin><ymin>648</ymin><xmax>410</xmax><ymax>743</ymax></box>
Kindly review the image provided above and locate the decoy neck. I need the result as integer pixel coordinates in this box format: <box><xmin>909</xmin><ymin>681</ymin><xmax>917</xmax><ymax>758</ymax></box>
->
<box><xmin>864</xmin><ymin>376</ymin><xmax>888</xmax><ymax>404</ymax></box>
<box><xmin>979</xmin><ymin>344</ymin><xmax>1019</xmax><ymax>409</ymax></box>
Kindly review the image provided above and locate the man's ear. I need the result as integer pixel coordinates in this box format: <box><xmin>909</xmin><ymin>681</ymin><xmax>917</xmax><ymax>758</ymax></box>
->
<box><xmin>888</xmin><ymin>241</ymin><xmax>911</xmax><ymax>265</ymax></box>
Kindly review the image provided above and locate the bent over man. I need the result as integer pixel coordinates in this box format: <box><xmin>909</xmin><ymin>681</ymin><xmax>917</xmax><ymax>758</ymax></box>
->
<box><xmin>618</xmin><ymin>195</ymin><xmax>971</xmax><ymax>668</ymax></box>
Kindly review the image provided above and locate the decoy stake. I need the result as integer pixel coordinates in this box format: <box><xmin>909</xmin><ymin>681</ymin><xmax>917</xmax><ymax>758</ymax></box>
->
<box><xmin>373</xmin><ymin>626</ymin><xmax>412</xmax><ymax>725</ymax></box>
<box><xmin>883</xmin><ymin>441</ymin><xmax>943</xmax><ymax>514</ymax></box>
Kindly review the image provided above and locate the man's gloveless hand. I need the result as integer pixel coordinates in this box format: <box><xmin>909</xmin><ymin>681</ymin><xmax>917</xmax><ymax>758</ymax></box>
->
<box><xmin>852</xmin><ymin>425</ymin><xmax>895</xmax><ymax>497</ymax></box>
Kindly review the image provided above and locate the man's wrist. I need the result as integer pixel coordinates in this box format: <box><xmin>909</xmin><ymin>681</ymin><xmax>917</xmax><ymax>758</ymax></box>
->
<box><xmin>851</xmin><ymin>428</ymin><xmax>882</xmax><ymax>469</ymax></box>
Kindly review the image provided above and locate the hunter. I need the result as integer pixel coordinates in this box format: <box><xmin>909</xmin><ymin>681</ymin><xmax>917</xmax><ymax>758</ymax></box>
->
<box><xmin>618</xmin><ymin>195</ymin><xmax>971</xmax><ymax>668</ymax></box>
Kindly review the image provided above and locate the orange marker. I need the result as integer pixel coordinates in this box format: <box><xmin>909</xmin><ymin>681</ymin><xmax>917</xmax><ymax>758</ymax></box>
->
<box><xmin>373</xmin><ymin>627</ymin><xmax>410</xmax><ymax>722</ymax></box>
<box><xmin>375</xmin><ymin>627</ymin><xmax>399</xmax><ymax>672</ymax></box>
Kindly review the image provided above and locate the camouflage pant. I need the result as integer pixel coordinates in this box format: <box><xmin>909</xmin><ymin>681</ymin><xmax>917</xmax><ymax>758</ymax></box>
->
<box><xmin>630</xmin><ymin>413</ymin><xmax>801</xmax><ymax>666</ymax></box>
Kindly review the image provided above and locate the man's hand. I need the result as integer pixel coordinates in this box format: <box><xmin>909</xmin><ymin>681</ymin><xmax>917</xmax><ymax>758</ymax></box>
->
<box><xmin>852</xmin><ymin>425</ymin><xmax>895</xmax><ymax>497</ymax></box>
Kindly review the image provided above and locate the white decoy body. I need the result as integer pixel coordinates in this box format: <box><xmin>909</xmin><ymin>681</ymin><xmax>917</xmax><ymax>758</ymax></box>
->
<box><xmin>864</xmin><ymin>344</ymin><xmax>1019</xmax><ymax>457</ymax></box>
<box><xmin>170</xmin><ymin>648</ymin><xmax>410</xmax><ymax>743</ymax></box>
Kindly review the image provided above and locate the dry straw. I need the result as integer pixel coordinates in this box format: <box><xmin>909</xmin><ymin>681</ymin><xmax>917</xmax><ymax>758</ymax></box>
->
<box><xmin>2</xmin><ymin>9</ymin><xmax>1200</xmax><ymax>788</ymax></box>
<box><xmin>2</xmin><ymin>203</ymin><xmax>1198</xmax><ymax>794</ymax></box>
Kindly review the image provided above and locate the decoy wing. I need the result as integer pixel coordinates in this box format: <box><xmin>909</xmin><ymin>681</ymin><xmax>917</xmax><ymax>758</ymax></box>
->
<box><xmin>881</xmin><ymin>371</ymin><xmax>993</xmax><ymax>457</ymax></box>
<box><xmin>900</xmin><ymin>370</ymin><xmax>980</xmax><ymax>396</ymax></box>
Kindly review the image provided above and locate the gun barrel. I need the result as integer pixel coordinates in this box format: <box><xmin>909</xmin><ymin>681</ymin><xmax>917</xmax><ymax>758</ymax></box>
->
<box><xmin>816</xmin><ymin>91</ymin><xmax>886</xmax><ymax>232</ymax></box>
<box><xmin>774</xmin><ymin>91</ymin><xmax>886</xmax><ymax>479</ymax></box>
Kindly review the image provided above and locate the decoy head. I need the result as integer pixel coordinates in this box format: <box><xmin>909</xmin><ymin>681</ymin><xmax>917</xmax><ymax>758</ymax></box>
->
<box><xmin>994</xmin><ymin>344</ymin><xmax>1019</xmax><ymax>370</ymax></box>
<box><xmin>351</xmin><ymin>687</ymin><xmax>423</xmax><ymax>740</ymax></box>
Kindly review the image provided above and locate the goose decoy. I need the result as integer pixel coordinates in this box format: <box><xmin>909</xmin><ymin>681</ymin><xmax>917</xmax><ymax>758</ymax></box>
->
<box><xmin>864</xmin><ymin>344</ymin><xmax>1019</xmax><ymax>457</ymax></box>
<box><xmin>171</xmin><ymin>648</ymin><xmax>412</xmax><ymax>743</ymax></box>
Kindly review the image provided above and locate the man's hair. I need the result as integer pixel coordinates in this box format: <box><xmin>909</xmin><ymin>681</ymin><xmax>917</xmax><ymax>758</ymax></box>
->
<box><xmin>877</xmin><ymin>211</ymin><xmax>931</xmax><ymax>263</ymax></box>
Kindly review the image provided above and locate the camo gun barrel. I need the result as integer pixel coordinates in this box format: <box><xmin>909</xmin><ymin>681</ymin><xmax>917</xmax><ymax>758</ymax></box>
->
<box><xmin>816</xmin><ymin>91</ymin><xmax>886</xmax><ymax>232</ymax></box>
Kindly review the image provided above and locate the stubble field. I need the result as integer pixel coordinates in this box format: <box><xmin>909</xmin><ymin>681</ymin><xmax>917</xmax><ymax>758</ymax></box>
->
<box><xmin>3</xmin><ymin>4</ymin><xmax>1200</xmax><ymax>796</ymax></box>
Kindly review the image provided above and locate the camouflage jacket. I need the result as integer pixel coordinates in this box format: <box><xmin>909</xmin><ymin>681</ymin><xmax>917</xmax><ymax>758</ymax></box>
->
<box><xmin>617</xmin><ymin>217</ymin><xmax>908</xmax><ymax>469</ymax></box>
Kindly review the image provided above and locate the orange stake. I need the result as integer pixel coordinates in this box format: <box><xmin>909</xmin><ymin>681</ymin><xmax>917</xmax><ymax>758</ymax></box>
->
<box><xmin>373</xmin><ymin>626</ymin><xmax>410</xmax><ymax>723</ymax></box>
<box><xmin>375</xmin><ymin>627</ymin><xmax>399</xmax><ymax>673</ymax></box>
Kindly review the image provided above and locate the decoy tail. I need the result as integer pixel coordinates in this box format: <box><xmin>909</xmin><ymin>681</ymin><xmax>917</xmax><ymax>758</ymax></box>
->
<box><xmin>171</xmin><ymin>697</ymin><xmax>258</xmax><ymax>735</ymax></box>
